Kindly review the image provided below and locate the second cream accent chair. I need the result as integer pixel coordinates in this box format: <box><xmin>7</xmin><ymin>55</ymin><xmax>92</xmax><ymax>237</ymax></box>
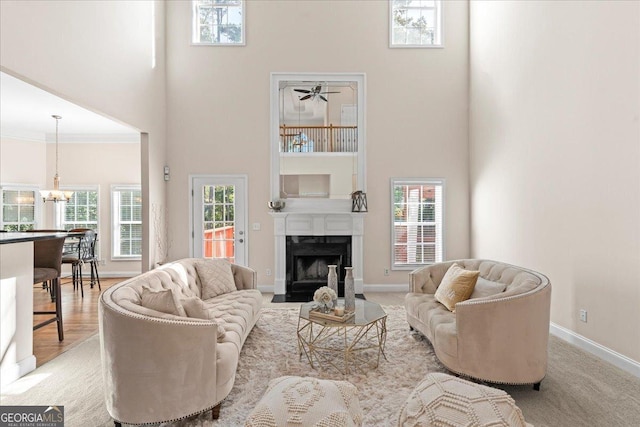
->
<box><xmin>405</xmin><ymin>259</ymin><xmax>551</xmax><ymax>388</ymax></box>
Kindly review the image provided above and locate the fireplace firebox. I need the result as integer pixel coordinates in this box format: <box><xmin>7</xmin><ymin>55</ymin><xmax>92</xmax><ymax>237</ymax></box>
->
<box><xmin>286</xmin><ymin>235</ymin><xmax>352</xmax><ymax>299</ymax></box>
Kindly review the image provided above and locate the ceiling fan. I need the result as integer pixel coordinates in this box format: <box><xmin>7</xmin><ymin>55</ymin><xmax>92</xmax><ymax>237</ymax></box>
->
<box><xmin>294</xmin><ymin>85</ymin><xmax>340</xmax><ymax>102</ymax></box>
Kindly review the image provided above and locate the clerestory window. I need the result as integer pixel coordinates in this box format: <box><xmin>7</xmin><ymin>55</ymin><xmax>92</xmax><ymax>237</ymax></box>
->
<box><xmin>390</xmin><ymin>0</ymin><xmax>443</xmax><ymax>48</ymax></box>
<box><xmin>192</xmin><ymin>0</ymin><xmax>245</xmax><ymax>46</ymax></box>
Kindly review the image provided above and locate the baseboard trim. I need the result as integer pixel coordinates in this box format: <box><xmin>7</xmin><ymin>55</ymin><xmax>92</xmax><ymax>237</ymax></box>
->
<box><xmin>0</xmin><ymin>355</ymin><xmax>36</xmax><ymax>387</ymax></box>
<box><xmin>65</xmin><ymin>271</ymin><xmax>138</xmax><ymax>279</ymax></box>
<box><xmin>363</xmin><ymin>284</ymin><xmax>409</xmax><ymax>292</ymax></box>
<box><xmin>260</xmin><ymin>284</ymin><xmax>409</xmax><ymax>294</ymax></box>
<box><xmin>550</xmin><ymin>322</ymin><xmax>640</xmax><ymax>378</ymax></box>
<box><xmin>258</xmin><ymin>285</ymin><xmax>275</xmax><ymax>293</ymax></box>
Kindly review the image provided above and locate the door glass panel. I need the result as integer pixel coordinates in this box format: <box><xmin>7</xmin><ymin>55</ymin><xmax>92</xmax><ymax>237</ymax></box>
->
<box><xmin>201</xmin><ymin>184</ymin><xmax>235</xmax><ymax>263</ymax></box>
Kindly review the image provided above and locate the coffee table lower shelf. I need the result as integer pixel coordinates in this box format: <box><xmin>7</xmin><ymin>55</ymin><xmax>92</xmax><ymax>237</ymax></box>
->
<box><xmin>297</xmin><ymin>301</ymin><xmax>387</xmax><ymax>375</ymax></box>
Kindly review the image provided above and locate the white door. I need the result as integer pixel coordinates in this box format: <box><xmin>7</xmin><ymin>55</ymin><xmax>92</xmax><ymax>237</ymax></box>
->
<box><xmin>191</xmin><ymin>175</ymin><xmax>247</xmax><ymax>266</ymax></box>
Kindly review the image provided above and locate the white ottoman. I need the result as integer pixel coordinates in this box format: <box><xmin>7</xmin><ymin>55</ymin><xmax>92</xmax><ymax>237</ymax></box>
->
<box><xmin>398</xmin><ymin>373</ymin><xmax>532</xmax><ymax>427</ymax></box>
<box><xmin>245</xmin><ymin>376</ymin><xmax>362</xmax><ymax>427</ymax></box>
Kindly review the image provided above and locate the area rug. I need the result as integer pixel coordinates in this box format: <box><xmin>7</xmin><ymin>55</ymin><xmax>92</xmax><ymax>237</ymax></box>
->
<box><xmin>3</xmin><ymin>306</ymin><xmax>640</xmax><ymax>426</ymax></box>
<box><xmin>1</xmin><ymin>306</ymin><xmax>447</xmax><ymax>426</ymax></box>
<box><xmin>202</xmin><ymin>306</ymin><xmax>447</xmax><ymax>426</ymax></box>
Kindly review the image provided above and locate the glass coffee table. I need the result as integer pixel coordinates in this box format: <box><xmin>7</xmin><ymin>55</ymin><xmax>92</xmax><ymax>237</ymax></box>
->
<box><xmin>297</xmin><ymin>299</ymin><xmax>387</xmax><ymax>375</ymax></box>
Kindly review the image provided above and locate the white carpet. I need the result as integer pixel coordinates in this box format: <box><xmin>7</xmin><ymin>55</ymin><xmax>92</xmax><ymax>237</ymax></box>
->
<box><xmin>4</xmin><ymin>306</ymin><xmax>640</xmax><ymax>426</ymax></box>
<box><xmin>1</xmin><ymin>306</ymin><xmax>447</xmax><ymax>426</ymax></box>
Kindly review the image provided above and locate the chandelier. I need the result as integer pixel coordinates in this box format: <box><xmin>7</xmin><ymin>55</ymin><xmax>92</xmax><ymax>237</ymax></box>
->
<box><xmin>40</xmin><ymin>115</ymin><xmax>73</xmax><ymax>203</ymax></box>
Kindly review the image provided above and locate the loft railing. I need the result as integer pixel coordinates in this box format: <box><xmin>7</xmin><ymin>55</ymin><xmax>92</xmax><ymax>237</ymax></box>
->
<box><xmin>280</xmin><ymin>124</ymin><xmax>357</xmax><ymax>153</ymax></box>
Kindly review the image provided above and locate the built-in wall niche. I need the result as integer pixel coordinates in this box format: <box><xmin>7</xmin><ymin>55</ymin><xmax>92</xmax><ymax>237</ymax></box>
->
<box><xmin>270</xmin><ymin>73</ymin><xmax>366</xmax><ymax>212</ymax></box>
<box><xmin>281</xmin><ymin>174</ymin><xmax>330</xmax><ymax>198</ymax></box>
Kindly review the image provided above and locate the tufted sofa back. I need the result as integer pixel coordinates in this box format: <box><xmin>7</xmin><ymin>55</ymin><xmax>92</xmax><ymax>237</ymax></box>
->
<box><xmin>409</xmin><ymin>259</ymin><xmax>546</xmax><ymax>300</ymax></box>
<box><xmin>105</xmin><ymin>258</ymin><xmax>257</xmax><ymax>321</ymax></box>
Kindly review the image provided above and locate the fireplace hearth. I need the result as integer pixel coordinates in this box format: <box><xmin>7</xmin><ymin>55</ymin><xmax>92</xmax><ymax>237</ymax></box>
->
<box><xmin>286</xmin><ymin>235</ymin><xmax>351</xmax><ymax>299</ymax></box>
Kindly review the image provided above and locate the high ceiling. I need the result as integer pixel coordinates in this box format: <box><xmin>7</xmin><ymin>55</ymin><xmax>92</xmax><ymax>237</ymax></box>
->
<box><xmin>0</xmin><ymin>72</ymin><xmax>140</xmax><ymax>143</ymax></box>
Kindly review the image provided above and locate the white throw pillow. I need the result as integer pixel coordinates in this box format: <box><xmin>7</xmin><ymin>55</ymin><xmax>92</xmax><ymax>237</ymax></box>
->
<box><xmin>140</xmin><ymin>286</ymin><xmax>187</xmax><ymax>317</ymax></box>
<box><xmin>195</xmin><ymin>259</ymin><xmax>237</xmax><ymax>300</ymax></box>
<box><xmin>470</xmin><ymin>277</ymin><xmax>507</xmax><ymax>299</ymax></box>
<box><xmin>180</xmin><ymin>296</ymin><xmax>226</xmax><ymax>339</ymax></box>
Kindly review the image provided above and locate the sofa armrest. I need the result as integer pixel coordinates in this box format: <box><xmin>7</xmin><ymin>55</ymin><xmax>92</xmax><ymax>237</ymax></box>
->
<box><xmin>99</xmin><ymin>298</ymin><xmax>220</xmax><ymax>424</ymax></box>
<box><xmin>231</xmin><ymin>264</ymin><xmax>257</xmax><ymax>290</ymax></box>
<box><xmin>454</xmin><ymin>282</ymin><xmax>551</xmax><ymax>384</ymax></box>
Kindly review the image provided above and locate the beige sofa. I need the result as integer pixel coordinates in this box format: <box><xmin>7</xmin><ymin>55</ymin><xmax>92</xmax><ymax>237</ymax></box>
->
<box><xmin>98</xmin><ymin>258</ymin><xmax>262</xmax><ymax>426</ymax></box>
<box><xmin>405</xmin><ymin>259</ymin><xmax>551</xmax><ymax>388</ymax></box>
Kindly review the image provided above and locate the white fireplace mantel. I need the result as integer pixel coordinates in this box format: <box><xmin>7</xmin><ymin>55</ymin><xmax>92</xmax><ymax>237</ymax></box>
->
<box><xmin>270</xmin><ymin>212</ymin><xmax>365</xmax><ymax>295</ymax></box>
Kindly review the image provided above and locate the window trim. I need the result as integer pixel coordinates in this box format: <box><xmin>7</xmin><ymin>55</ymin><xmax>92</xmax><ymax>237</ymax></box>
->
<box><xmin>389</xmin><ymin>0</ymin><xmax>444</xmax><ymax>49</ymax></box>
<box><xmin>56</xmin><ymin>185</ymin><xmax>100</xmax><ymax>230</ymax></box>
<box><xmin>390</xmin><ymin>178</ymin><xmax>445</xmax><ymax>270</ymax></box>
<box><xmin>191</xmin><ymin>0</ymin><xmax>246</xmax><ymax>46</ymax></box>
<box><xmin>111</xmin><ymin>184</ymin><xmax>142</xmax><ymax>261</ymax></box>
<box><xmin>0</xmin><ymin>184</ymin><xmax>41</xmax><ymax>231</ymax></box>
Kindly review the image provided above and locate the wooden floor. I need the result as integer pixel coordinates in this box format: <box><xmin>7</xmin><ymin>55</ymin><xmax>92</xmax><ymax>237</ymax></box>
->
<box><xmin>32</xmin><ymin>277</ymin><xmax>124</xmax><ymax>367</ymax></box>
<box><xmin>33</xmin><ymin>277</ymin><xmax>406</xmax><ymax>367</ymax></box>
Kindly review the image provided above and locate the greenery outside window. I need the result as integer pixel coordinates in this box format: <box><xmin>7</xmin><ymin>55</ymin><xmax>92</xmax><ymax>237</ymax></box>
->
<box><xmin>1</xmin><ymin>186</ymin><xmax>39</xmax><ymax>231</ymax></box>
<box><xmin>390</xmin><ymin>0</ymin><xmax>443</xmax><ymax>48</ymax></box>
<box><xmin>112</xmin><ymin>185</ymin><xmax>142</xmax><ymax>260</ymax></box>
<box><xmin>192</xmin><ymin>0</ymin><xmax>245</xmax><ymax>45</ymax></box>
<box><xmin>391</xmin><ymin>179</ymin><xmax>444</xmax><ymax>269</ymax></box>
<box><xmin>57</xmin><ymin>187</ymin><xmax>99</xmax><ymax>231</ymax></box>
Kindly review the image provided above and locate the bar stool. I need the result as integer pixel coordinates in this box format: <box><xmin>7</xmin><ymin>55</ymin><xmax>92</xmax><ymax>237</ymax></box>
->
<box><xmin>62</xmin><ymin>229</ymin><xmax>100</xmax><ymax>296</ymax></box>
<box><xmin>33</xmin><ymin>236</ymin><xmax>66</xmax><ymax>341</ymax></box>
<box><xmin>26</xmin><ymin>230</ymin><xmax>66</xmax><ymax>296</ymax></box>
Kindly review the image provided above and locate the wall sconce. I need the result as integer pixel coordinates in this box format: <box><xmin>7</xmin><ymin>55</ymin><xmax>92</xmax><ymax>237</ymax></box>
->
<box><xmin>164</xmin><ymin>166</ymin><xmax>170</xmax><ymax>181</ymax></box>
<box><xmin>351</xmin><ymin>191</ymin><xmax>367</xmax><ymax>212</ymax></box>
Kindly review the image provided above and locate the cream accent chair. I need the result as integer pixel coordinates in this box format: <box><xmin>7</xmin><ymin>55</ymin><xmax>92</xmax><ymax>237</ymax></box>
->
<box><xmin>99</xmin><ymin>258</ymin><xmax>261</xmax><ymax>426</ymax></box>
<box><xmin>405</xmin><ymin>259</ymin><xmax>551</xmax><ymax>389</ymax></box>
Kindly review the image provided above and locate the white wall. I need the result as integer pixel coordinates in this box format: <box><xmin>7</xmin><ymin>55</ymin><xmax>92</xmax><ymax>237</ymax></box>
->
<box><xmin>0</xmin><ymin>138</ymin><xmax>142</xmax><ymax>276</ymax></box>
<box><xmin>165</xmin><ymin>0</ymin><xmax>470</xmax><ymax>285</ymax></box>
<box><xmin>51</xmin><ymin>142</ymin><xmax>142</xmax><ymax>276</ymax></box>
<box><xmin>0</xmin><ymin>0</ymin><xmax>167</xmax><ymax>271</ymax></box>
<box><xmin>470</xmin><ymin>1</ymin><xmax>640</xmax><ymax>362</ymax></box>
<box><xmin>0</xmin><ymin>138</ymin><xmax>47</xmax><ymax>186</ymax></box>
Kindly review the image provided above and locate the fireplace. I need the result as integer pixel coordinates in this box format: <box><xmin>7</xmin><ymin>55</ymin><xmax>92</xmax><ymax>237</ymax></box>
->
<box><xmin>270</xmin><ymin>212</ymin><xmax>364</xmax><ymax>301</ymax></box>
<box><xmin>286</xmin><ymin>235</ymin><xmax>352</xmax><ymax>298</ymax></box>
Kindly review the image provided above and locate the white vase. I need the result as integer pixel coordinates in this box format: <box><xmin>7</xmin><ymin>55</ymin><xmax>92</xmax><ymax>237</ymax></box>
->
<box><xmin>327</xmin><ymin>265</ymin><xmax>338</xmax><ymax>297</ymax></box>
<box><xmin>344</xmin><ymin>267</ymin><xmax>355</xmax><ymax>312</ymax></box>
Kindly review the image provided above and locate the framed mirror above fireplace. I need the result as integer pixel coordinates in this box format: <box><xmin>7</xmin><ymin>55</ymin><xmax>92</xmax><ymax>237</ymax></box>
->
<box><xmin>270</xmin><ymin>72</ymin><xmax>366</xmax><ymax>212</ymax></box>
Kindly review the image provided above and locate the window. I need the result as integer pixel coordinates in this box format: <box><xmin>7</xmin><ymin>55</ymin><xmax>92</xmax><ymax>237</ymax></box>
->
<box><xmin>1</xmin><ymin>186</ymin><xmax>39</xmax><ymax>231</ymax></box>
<box><xmin>57</xmin><ymin>187</ymin><xmax>99</xmax><ymax>231</ymax></box>
<box><xmin>112</xmin><ymin>186</ymin><xmax>142</xmax><ymax>259</ymax></box>
<box><xmin>192</xmin><ymin>0</ymin><xmax>245</xmax><ymax>45</ymax></box>
<box><xmin>390</xmin><ymin>0</ymin><xmax>443</xmax><ymax>48</ymax></box>
<box><xmin>391</xmin><ymin>179</ymin><xmax>444</xmax><ymax>269</ymax></box>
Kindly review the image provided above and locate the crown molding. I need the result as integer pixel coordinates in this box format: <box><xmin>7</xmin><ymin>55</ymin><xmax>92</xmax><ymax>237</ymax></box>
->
<box><xmin>1</xmin><ymin>129</ymin><xmax>139</xmax><ymax>143</ymax></box>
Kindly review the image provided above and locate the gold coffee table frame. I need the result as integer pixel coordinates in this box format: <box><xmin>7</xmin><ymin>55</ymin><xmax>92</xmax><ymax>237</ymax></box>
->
<box><xmin>297</xmin><ymin>299</ymin><xmax>387</xmax><ymax>375</ymax></box>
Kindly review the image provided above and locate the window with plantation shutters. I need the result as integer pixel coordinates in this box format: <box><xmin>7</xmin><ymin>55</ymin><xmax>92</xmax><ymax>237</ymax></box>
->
<box><xmin>391</xmin><ymin>179</ymin><xmax>444</xmax><ymax>269</ymax></box>
<box><xmin>112</xmin><ymin>185</ymin><xmax>142</xmax><ymax>259</ymax></box>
